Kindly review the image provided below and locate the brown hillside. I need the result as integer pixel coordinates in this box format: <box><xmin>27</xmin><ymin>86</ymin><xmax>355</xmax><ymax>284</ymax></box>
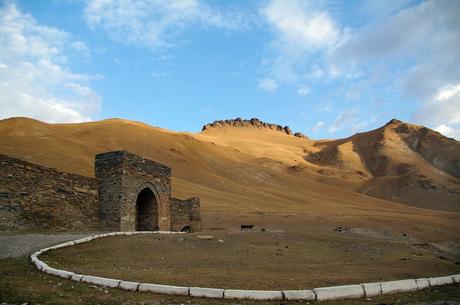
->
<box><xmin>0</xmin><ymin>117</ymin><xmax>459</xmax><ymax>239</ymax></box>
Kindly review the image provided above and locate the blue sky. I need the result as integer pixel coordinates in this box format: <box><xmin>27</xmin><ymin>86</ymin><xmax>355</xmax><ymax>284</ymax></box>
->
<box><xmin>0</xmin><ymin>0</ymin><xmax>459</xmax><ymax>139</ymax></box>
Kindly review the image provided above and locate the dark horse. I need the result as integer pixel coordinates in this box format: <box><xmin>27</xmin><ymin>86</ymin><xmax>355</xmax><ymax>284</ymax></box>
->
<box><xmin>240</xmin><ymin>224</ymin><xmax>255</xmax><ymax>231</ymax></box>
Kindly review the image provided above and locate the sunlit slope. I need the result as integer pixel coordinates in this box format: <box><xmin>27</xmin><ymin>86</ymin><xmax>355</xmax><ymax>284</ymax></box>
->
<box><xmin>0</xmin><ymin>117</ymin><xmax>459</xmax><ymax>222</ymax></box>
<box><xmin>304</xmin><ymin>119</ymin><xmax>460</xmax><ymax>211</ymax></box>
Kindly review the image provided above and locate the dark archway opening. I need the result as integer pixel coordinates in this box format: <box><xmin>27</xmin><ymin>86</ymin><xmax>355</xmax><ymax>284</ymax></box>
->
<box><xmin>136</xmin><ymin>187</ymin><xmax>158</xmax><ymax>231</ymax></box>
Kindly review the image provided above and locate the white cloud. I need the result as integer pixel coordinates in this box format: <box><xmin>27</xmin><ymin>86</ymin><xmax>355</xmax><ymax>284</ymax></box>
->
<box><xmin>435</xmin><ymin>124</ymin><xmax>459</xmax><ymax>139</ymax></box>
<box><xmin>311</xmin><ymin>121</ymin><xmax>323</xmax><ymax>133</ymax></box>
<box><xmin>328</xmin><ymin>109</ymin><xmax>357</xmax><ymax>134</ymax></box>
<box><xmin>262</xmin><ymin>0</ymin><xmax>339</xmax><ymax>56</ymax></box>
<box><xmin>297</xmin><ymin>86</ymin><xmax>310</xmax><ymax>96</ymax></box>
<box><xmin>325</xmin><ymin>0</ymin><xmax>460</xmax><ymax>138</ymax></box>
<box><xmin>0</xmin><ymin>3</ymin><xmax>101</xmax><ymax>123</ymax></box>
<box><xmin>258</xmin><ymin>78</ymin><xmax>278</xmax><ymax>92</ymax></box>
<box><xmin>260</xmin><ymin>0</ymin><xmax>340</xmax><ymax>87</ymax></box>
<box><xmin>84</xmin><ymin>0</ymin><xmax>243</xmax><ymax>50</ymax></box>
<box><xmin>70</xmin><ymin>41</ymin><xmax>90</xmax><ymax>57</ymax></box>
<box><xmin>413</xmin><ymin>84</ymin><xmax>460</xmax><ymax>139</ymax></box>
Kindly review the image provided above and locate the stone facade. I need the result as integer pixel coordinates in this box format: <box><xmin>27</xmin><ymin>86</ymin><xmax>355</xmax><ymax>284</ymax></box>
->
<box><xmin>0</xmin><ymin>154</ymin><xmax>98</xmax><ymax>230</ymax></box>
<box><xmin>170</xmin><ymin>197</ymin><xmax>201</xmax><ymax>232</ymax></box>
<box><xmin>95</xmin><ymin>150</ymin><xmax>200</xmax><ymax>232</ymax></box>
<box><xmin>1</xmin><ymin>151</ymin><xmax>201</xmax><ymax>232</ymax></box>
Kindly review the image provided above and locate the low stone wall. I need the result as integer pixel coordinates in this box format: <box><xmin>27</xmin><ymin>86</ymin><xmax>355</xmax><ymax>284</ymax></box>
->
<box><xmin>31</xmin><ymin>232</ymin><xmax>460</xmax><ymax>301</ymax></box>
<box><xmin>170</xmin><ymin>197</ymin><xmax>201</xmax><ymax>232</ymax></box>
<box><xmin>0</xmin><ymin>154</ymin><xmax>98</xmax><ymax>230</ymax></box>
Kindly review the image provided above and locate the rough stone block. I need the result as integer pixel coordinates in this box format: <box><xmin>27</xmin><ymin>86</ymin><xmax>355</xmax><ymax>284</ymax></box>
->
<box><xmin>380</xmin><ymin>279</ymin><xmax>417</xmax><ymax>294</ymax></box>
<box><xmin>34</xmin><ymin>260</ymin><xmax>47</xmax><ymax>271</ymax></box>
<box><xmin>429</xmin><ymin>276</ymin><xmax>454</xmax><ymax>286</ymax></box>
<box><xmin>189</xmin><ymin>287</ymin><xmax>224</xmax><ymax>298</ymax></box>
<box><xmin>119</xmin><ymin>281</ymin><xmax>140</xmax><ymax>291</ymax></box>
<box><xmin>452</xmin><ymin>274</ymin><xmax>460</xmax><ymax>283</ymax></box>
<box><xmin>51</xmin><ymin>241</ymin><xmax>75</xmax><ymax>249</ymax></box>
<box><xmin>74</xmin><ymin>237</ymin><xmax>93</xmax><ymax>244</ymax></box>
<box><xmin>44</xmin><ymin>267</ymin><xmax>74</xmax><ymax>279</ymax></box>
<box><xmin>70</xmin><ymin>273</ymin><xmax>84</xmax><ymax>282</ymax></box>
<box><xmin>40</xmin><ymin>247</ymin><xmax>52</xmax><ymax>253</ymax></box>
<box><xmin>283</xmin><ymin>289</ymin><xmax>316</xmax><ymax>300</ymax></box>
<box><xmin>415</xmin><ymin>278</ymin><xmax>430</xmax><ymax>289</ymax></box>
<box><xmin>224</xmin><ymin>289</ymin><xmax>283</xmax><ymax>300</ymax></box>
<box><xmin>138</xmin><ymin>283</ymin><xmax>189</xmax><ymax>295</ymax></box>
<box><xmin>361</xmin><ymin>282</ymin><xmax>381</xmax><ymax>297</ymax></box>
<box><xmin>81</xmin><ymin>275</ymin><xmax>121</xmax><ymax>288</ymax></box>
<box><xmin>313</xmin><ymin>284</ymin><xmax>364</xmax><ymax>300</ymax></box>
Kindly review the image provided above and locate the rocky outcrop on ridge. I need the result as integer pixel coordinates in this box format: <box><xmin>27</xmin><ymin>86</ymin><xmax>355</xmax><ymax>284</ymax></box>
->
<box><xmin>201</xmin><ymin>118</ymin><xmax>308</xmax><ymax>138</ymax></box>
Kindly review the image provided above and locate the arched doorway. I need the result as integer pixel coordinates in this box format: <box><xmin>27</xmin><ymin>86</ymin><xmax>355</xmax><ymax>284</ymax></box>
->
<box><xmin>135</xmin><ymin>187</ymin><xmax>158</xmax><ymax>231</ymax></box>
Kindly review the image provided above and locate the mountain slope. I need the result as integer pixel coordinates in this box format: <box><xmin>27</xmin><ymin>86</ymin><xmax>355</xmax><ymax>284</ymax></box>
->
<box><xmin>0</xmin><ymin>116</ymin><xmax>459</xmax><ymax>238</ymax></box>
<box><xmin>303</xmin><ymin>119</ymin><xmax>460</xmax><ymax>211</ymax></box>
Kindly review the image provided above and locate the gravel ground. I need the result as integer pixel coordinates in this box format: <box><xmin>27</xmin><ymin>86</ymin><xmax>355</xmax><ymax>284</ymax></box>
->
<box><xmin>0</xmin><ymin>233</ymin><xmax>96</xmax><ymax>258</ymax></box>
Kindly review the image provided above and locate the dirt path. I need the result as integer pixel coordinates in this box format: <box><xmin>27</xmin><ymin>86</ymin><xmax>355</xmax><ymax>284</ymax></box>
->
<box><xmin>0</xmin><ymin>233</ymin><xmax>96</xmax><ymax>259</ymax></box>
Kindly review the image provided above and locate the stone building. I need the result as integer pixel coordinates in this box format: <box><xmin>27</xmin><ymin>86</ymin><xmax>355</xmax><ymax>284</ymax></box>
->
<box><xmin>96</xmin><ymin>150</ymin><xmax>201</xmax><ymax>232</ymax></box>
<box><xmin>0</xmin><ymin>151</ymin><xmax>201</xmax><ymax>232</ymax></box>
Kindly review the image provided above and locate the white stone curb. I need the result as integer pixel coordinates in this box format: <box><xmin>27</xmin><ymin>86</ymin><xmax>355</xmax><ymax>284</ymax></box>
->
<box><xmin>313</xmin><ymin>284</ymin><xmax>364</xmax><ymax>301</ymax></box>
<box><xmin>361</xmin><ymin>282</ymin><xmax>382</xmax><ymax>297</ymax></box>
<box><xmin>224</xmin><ymin>289</ymin><xmax>283</xmax><ymax>300</ymax></box>
<box><xmin>283</xmin><ymin>289</ymin><xmax>315</xmax><ymax>300</ymax></box>
<box><xmin>190</xmin><ymin>287</ymin><xmax>224</xmax><ymax>298</ymax></box>
<box><xmin>415</xmin><ymin>278</ymin><xmax>430</xmax><ymax>289</ymax></box>
<box><xmin>138</xmin><ymin>283</ymin><xmax>189</xmax><ymax>295</ymax></box>
<box><xmin>429</xmin><ymin>276</ymin><xmax>454</xmax><ymax>286</ymax></box>
<box><xmin>30</xmin><ymin>231</ymin><xmax>460</xmax><ymax>301</ymax></box>
<box><xmin>380</xmin><ymin>279</ymin><xmax>418</xmax><ymax>294</ymax></box>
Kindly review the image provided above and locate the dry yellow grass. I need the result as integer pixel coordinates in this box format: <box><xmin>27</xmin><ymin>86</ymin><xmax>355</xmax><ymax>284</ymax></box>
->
<box><xmin>0</xmin><ymin>117</ymin><xmax>459</xmax><ymax>242</ymax></box>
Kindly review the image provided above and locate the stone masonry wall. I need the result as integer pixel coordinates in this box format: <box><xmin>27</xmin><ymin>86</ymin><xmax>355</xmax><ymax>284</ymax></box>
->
<box><xmin>170</xmin><ymin>197</ymin><xmax>201</xmax><ymax>232</ymax></box>
<box><xmin>0</xmin><ymin>154</ymin><xmax>98</xmax><ymax>230</ymax></box>
<box><xmin>95</xmin><ymin>151</ymin><xmax>172</xmax><ymax>231</ymax></box>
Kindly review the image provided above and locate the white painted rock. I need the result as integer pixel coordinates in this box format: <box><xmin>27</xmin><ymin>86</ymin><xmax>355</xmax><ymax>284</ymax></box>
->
<box><xmin>34</xmin><ymin>260</ymin><xmax>48</xmax><ymax>271</ymax></box>
<box><xmin>70</xmin><ymin>273</ymin><xmax>84</xmax><ymax>282</ymax></box>
<box><xmin>283</xmin><ymin>289</ymin><xmax>316</xmax><ymax>300</ymax></box>
<box><xmin>44</xmin><ymin>267</ymin><xmax>74</xmax><ymax>279</ymax></box>
<box><xmin>138</xmin><ymin>283</ymin><xmax>189</xmax><ymax>295</ymax></box>
<box><xmin>380</xmin><ymin>279</ymin><xmax>417</xmax><ymax>294</ymax></box>
<box><xmin>361</xmin><ymin>282</ymin><xmax>382</xmax><ymax>297</ymax></box>
<box><xmin>74</xmin><ymin>237</ymin><xmax>93</xmax><ymax>244</ymax></box>
<box><xmin>429</xmin><ymin>276</ymin><xmax>454</xmax><ymax>286</ymax></box>
<box><xmin>190</xmin><ymin>287</ymin><xmax>224</xmax><ymax>298</ymax></box>
<box><xmin>313</xmin><ymin>284</ymin><xmax>364</xmax><ymax>300</ymax></box>
<box><xmin>224</xmin><ymin>289</ymin><xmax>283</xmax><ymax>300</ymax></box>
<box><xmin>119</xmin><ymin>281</ymin><xmax>140</xmax><ymax>291</ymax></box>
<box><xmin>51</xmin><ymin>241</ymin><xmax>75</xmax><ymax>249</ymax></box>
<box><xmin>81</xmin><ymin>275</ymin><xmax>121</xmax><ymax>288</ymax></box>
<box><xmin>415</xmin><ymin>278</ymin><xmax>430</xmax><ymax>289</ymax></box>
<box><xmin>452</xmin><ymin>274</ymin><xmax>460</xmax><ymax>283</ymax></box>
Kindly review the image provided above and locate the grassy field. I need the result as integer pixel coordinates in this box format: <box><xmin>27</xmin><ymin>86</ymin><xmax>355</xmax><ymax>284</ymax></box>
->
<box><xmin>41</xmin><ymin>231</ymin><xmax>460</xmax><ymax>291</ymax></box>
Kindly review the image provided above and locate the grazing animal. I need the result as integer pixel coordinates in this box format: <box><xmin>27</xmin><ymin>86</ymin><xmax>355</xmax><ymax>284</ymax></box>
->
<box><xmin>181</xmin><ymin>225</ymin><xmax>192</xmax><ymax>233</ymax></box>
<box><xmin>240</xmin><ymin>224</ymin><xmax>255</xmax><ymax>231</ymax></box>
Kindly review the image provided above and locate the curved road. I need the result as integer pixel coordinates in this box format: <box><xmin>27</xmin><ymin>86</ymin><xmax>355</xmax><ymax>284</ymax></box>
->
<box><xmin>0</xmin><ymin>233</ymin><xmax>96</xmax><ymax>258</ymax></box>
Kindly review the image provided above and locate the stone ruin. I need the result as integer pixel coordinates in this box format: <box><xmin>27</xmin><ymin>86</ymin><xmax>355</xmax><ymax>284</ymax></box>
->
<box><xmin>0</xmin><ymin>151</ymin><xmax>201</xmax><ymax>232</ymax></box>
<box><xmin>96</xmin><ymin>150</ymin><xmax>201</xmax><ymax>232</ymax></box>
